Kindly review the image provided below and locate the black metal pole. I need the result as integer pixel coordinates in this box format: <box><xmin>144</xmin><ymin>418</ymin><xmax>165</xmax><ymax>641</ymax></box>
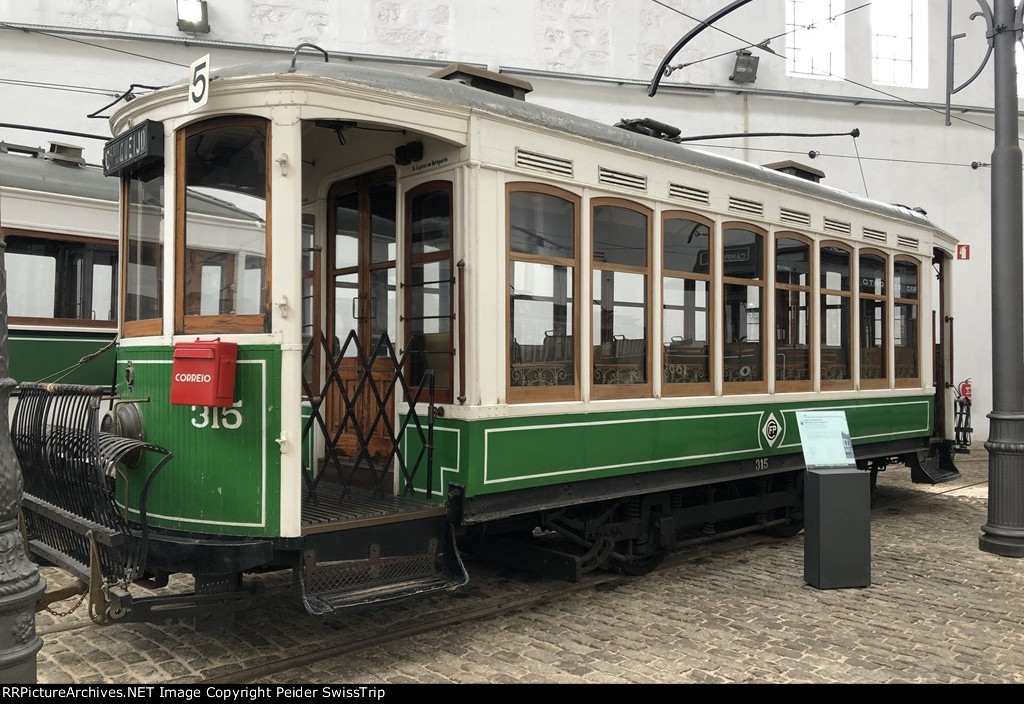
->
<box><xmin>981</xmin><ymin>0</ymin><xmax>1024</xmax><ymax>557</ymax></box>
<box><xmin>0</xmin><ymin>233</ymin><xmax>45</xmax><ymax>680</ymax></box>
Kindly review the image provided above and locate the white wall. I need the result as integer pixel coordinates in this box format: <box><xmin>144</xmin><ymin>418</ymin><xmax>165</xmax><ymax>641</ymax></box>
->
<box><xmin>0</xmin><ymin>0</ymin><xmax>1007</xmax><ymax>441</ymax></box>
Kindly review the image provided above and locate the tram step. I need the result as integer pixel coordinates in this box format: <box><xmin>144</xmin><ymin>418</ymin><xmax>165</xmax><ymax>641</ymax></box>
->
<box><xmin>907</xmin><ymin>444</ymin><xmax>962</xmax><ymax>485</ymax></box>
<box><xmin>298</xmin><ymin>529</ymin><xmax>468</xmax><ymax>614</ymax></box>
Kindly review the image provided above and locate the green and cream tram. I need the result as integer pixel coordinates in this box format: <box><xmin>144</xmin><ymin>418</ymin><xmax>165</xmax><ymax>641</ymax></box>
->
<box><xmin>17</xmin><ymin>54</ymin><xmax>962</xmax><ymax>623</ymax></box>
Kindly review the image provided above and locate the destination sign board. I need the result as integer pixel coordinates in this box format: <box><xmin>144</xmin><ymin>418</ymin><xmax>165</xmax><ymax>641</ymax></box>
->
<box><xmin>103</xmin><ymin>120</ymin><xmax>164</xmax><ymax>177</ymax></box>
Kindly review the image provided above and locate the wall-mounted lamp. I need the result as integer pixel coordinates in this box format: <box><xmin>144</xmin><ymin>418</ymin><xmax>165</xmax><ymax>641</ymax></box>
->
<box><xmin>177</xmin><ymin>0</ymin><xmax>210</xmax><ymax>34</ymax></box>
<box><xmin>729</xmin><ymin>49</ymin><xmax>758</xmax><ymax>84</ymax></box>
<box><xmin>395</xmin><ymin>141</ymin><xmax>424</xmax><ymax>165</ymax></box>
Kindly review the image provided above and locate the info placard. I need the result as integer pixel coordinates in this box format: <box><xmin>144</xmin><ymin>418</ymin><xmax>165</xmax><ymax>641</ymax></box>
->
<box><xmin>795</xmin><ymin>410</ymin><xmax>856</xmax><ymax>469</ymax></box>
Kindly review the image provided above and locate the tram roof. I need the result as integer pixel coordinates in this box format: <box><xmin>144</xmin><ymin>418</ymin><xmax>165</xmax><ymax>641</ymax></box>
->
<box><xmin>0</xmin><ymin>145</ymin><xmax>116</xmax><ymax>202</ymax></box>
<box><xmin>199</xmin><ymin>59</ymin><xmax>944</xmax><ymax>234</ymax></box>
<box><xmin>0</xmin><ymin>142</ymin><xmax>261</xmax><ymax>224</ymax></box>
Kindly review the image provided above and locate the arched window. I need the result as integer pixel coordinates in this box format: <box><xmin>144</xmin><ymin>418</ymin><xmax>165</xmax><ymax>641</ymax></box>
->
<box><xmin>176</xmin><ymin>116</ymin><xmax>270</xmax><ymax>334</ymax></box>
<box><xmin>592</xmin><ymin>199</ymin><xmax>652</xmax><ymax>399</ymax></box>
<box><xmin>662</xmin><ymin>212</ymin><xmax>712</xmax><ymax>394</ymax></box>
<box><xmin>858</xmin><ymin>250</ymin><xmax>889</xmax><ymax>388</ymax></box>
<box><xmin>893</xmin><ymin>256</ymin><xmax>920</xmax><ymax>386</ymax></box>
<box><xmin>722</xmin><ymin>223</ymin><xmax>766</xmax><ymax>393</ymax></box>
<box><xmin>406</xmin><ymin>182</ymin><xmax>454</xmax><ymax>403</ymax></box>
<box><xmin>820</xmin><ymin>242</ymin><xmax>853</xmax><ymax>389</ymax></box>
<box><xmin>775</xmin><ymin>233</ymin><xmax>812</xmax><ymax>391</ymax></box>
<box><xmin>507</xmin><ymin>184</ymin><xmax>579</xmax><ymax>402</ymax></box>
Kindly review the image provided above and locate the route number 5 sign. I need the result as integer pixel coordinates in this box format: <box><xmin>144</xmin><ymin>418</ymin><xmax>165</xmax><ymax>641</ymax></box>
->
<box><xmin>188</xmin><ymin>54</ymin><xmax>211</xmax><ymax>112</ymax></box>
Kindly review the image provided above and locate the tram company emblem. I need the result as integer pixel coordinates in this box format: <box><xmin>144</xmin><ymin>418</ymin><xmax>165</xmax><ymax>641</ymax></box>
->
<box><xmin>761</xmin><ymin>412</ymin><xmax>782</xmax><ymax>448</ymax></box>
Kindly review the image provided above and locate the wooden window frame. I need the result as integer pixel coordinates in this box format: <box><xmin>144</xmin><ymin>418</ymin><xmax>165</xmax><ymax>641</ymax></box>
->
<box><xmin>3</xmin><ymin>227</ymin><xmax>119</xmax><ymax>330</ymax></box>
<box><xmin>661</xmin><ymin>210</ymin><xmax>714</xmax><ymax>397</ymax></box>
<box><xmin>819</xmin><ymin>241</ymin><xmax>854</xmax><ymax>391</ymax></box>
<box><xmin>591</xmin><ymin>198</ymin><xmax>653</xmax><ymax>401</ymax></box>
<box><xmin>175</xmin><ymin>115</ymin><xmax>272</xmax><ymax>335</ymax></box>
<box><xmin>721</xmin><ymin>221</ymin><xmax>767</xmax><ymax>395</ymax></box>
<box><xmin>774</xmin><ymin>231</ymin><xmax>814</xmax><ymax>393</ymax></box>
<box><xmin>506</xmin><ymin>183</ymin><xmax>581</xmax><ymax>404</ymax></box>
<box><xmin>300</xmin><ymin>214</ymin><xmax>321</xmax><ymax>393</ymax></box>
<box><xmin>857</xmin><ymin>248</ymin><xmax>889</xmax><ymax>390</ymax></box>
<box><xmin>121</xmin><ymin>170</ymin><xmax>164</xmax><ymax>338</ymax></box>
<box><xmin>893</xmin><ymin>254</ymin><xmax>922</xmax><ymax>388</ymax></box>
<box><xmin>405</xmin><ymin>180</ymin><xmax>455</xmax><ymax>405</ymax></box>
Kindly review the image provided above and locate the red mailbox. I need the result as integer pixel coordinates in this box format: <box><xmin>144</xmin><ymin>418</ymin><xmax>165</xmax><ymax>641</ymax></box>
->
<box><xmin>170</xmin><ymin>339</ymin><xmax>238</xmax><ymax>407</ymax></box>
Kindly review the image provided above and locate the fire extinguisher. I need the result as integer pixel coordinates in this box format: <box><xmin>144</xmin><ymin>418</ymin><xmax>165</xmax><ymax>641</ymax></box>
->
<box><xmin>958</xmin><ymin>379</ymin><xmax>972</xmax><ymax>406</ymax></box>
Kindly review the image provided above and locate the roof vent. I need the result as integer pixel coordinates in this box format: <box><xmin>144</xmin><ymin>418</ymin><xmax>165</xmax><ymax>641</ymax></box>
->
<box><xmin>763</xmin><ymin>160</ymin><xmax>824</xmax><ymax>183</ymax></box>
<box><xmin>43</xmin><ymin>141</ymin><xmax>85</xmax><ymax>166</ymax></box>
<box><xmin>429</xmin><ymin>63</ymin><xmax>533</xmax><ymax>100</ymax></box>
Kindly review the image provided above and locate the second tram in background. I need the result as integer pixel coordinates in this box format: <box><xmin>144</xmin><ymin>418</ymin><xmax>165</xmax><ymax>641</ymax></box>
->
<box><xmin>15</xmin><ymin>53</ymin><xmax>964</xmax><ymax>625</ymax></box>
<box><xmin>0</xmin><ymin>140</ymin><xmax>118</xmax><ymax>389</ymax></box>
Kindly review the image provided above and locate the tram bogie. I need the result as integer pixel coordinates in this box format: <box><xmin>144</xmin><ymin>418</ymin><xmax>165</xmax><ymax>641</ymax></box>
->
<box><xmin>12</xmin><ymin>53</ymin><xmax>962</xmax><ymax>625</ymax></box>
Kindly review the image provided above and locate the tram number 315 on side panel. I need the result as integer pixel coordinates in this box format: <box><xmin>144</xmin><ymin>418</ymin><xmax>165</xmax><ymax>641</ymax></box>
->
<box><xmin>190</xmin><ymin>400</ymin><xmax>243</xmax><ymax>430</ymax></box>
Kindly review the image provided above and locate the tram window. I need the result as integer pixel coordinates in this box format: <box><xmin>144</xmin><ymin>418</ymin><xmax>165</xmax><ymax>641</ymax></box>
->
<box><xmin>178</xmin><ymin>117</ymin><xmax>269</xmax><ymax>333</ymax></box>
<box><xmin>92</xmin><ymin>260</ymin><xmax>114</xmax><ymax>320</ymax></box>
<box><xmin>820</xmin><ymin>244</ymin><xmax>852</xmax><ymax>386</ymax></box>
<box><xmin>507</xmin><ymin>186</ymin><xmax>579</xmax><ymax>402</ymax></box>
<box><xmin>859</xmin><ymin>251</ymin><xmax>889</xmax><ymax>386</ymax></box>
<box><xmin>662</xmin><ymin>214</ymin><xmax>712</xmax><ymax>392</ymax></box>
<box><xmin>407</xmin><ymin>183</ymin><xmax>454</xmax><ymax>404</ymax></box>
<box><xmin>893</xmin><ymin>258</ymin><xmax>919</xmax><ymax>384</ymax></box>
<box><xmin>301</xmin><ymin>215</ymin><xmax>319</xmax><ymax>390</ymax></box>
<box><xmin>592</xmin><ymin>201</ymin><xmax>650</xmax><ymax>398</ymax></box>
<box><xmin>239</xmin><ymin>255</ymin><xmax>266</xmax><ymax>315</ymax></box>
<box><xmin>775</xmin><ymin>235</ymin><xmax>811</xmax><ymax>389</ymax></box>
<box><xmin>722</xmin><ymin>224</ymin><xmax>765</xmax><ymax>390</ymax></box>
<box><xmin>124</xmin><ymin>170</ymin><xmax>164</xmax><ymax>336</ymax></box>
<box><xmin>5</xmin><ymin>234</ymin><xmax>117</xmax><ymax>326</ymax></box>
<box><xmin>7</xmin><ymin>251</ymin><xmax>56</xmax><ymax>318</ymax></box>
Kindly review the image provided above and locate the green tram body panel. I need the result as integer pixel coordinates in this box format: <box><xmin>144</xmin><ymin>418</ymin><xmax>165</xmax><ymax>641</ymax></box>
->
<box><xmin>11</xmin><ymin>331</ymin><xmax>117</xmax><ymax>387</ymax></box>
<box><xmin>115</xmin><ymin>345</ymin><xmax>282</xmax><ymax>537</ymax></box>
<box><xmin>404</xmin><ymin>395</ymin><xmax>933</xmax><ymax>500</ymax></box>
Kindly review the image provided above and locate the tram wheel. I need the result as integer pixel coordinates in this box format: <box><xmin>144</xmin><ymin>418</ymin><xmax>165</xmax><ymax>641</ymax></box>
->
<box><xmin>766</xmin><ymin>518</ymin><xmax>804</xmax><ymax>538</ymax></box>
<box><xmin>765</xmin><ymin>472</ymin><xmax>804</xmax><ymax>538</ymax></box>
<box><xmin>611</xmin><ymin>551</ymin><xmax>666</xmax><ymax>576</ymax></box>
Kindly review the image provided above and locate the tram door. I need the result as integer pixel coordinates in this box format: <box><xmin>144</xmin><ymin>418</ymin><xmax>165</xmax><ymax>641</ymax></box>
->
<box><xmin>325</xmin><ymin>168</ymin><xmax>398</xmax><ymax>465</ymax></box>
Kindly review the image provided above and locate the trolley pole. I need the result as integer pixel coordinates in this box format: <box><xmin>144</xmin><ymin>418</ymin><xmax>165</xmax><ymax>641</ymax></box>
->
<box><xmin>0</xmin><ymin>217</ymin><xmax>45</xmax><ymax>680</ymax></box>
<box><xmin>981</xmin><ymin>0</ymin><xmax>1024</xmax><ymax>557</ymax></box>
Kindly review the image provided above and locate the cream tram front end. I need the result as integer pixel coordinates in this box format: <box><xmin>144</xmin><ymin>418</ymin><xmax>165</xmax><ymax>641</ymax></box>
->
<box><xmin>17</xmin><ymin>55</ymin><xmax>961</xmax><ymax>623</ymax></box>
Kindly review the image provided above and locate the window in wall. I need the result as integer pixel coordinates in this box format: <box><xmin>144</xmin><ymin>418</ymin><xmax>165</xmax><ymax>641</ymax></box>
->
<box><xmin>859</xmin><ymin>251</ymin><xmax>889</xmax><ymax>387</ymax></box>
<box><xmin>820</xmin><ymin>243</ymin><xmax>853</xmax><ymax>388</ymax></box>
<box><xmin>508</xmin><ymin>185</ymin><xmax>579</xmax><ymax>402</ymax></box>
<box><xmin>406</xmin><ymin>182</ymin><xmax>454</xmax><ymax>404</ymax></box>
<box><xmin>123</xmin><ymin>169</ymin><xmax>164</xmax><ymax>337</ymax></box>
<box><xmin>871</xmin><ymin>0</ymin><xmax>927</xmax><ymax>88</ymax></box>
<box><xmin>177</xmin><ymin>116</ymin><xmax>269</xmax><ymax>334</ymax></box>
<box><xmin>662</xmin><ymin>213</ymin><xmax>712</xmax><ymax>393</ymax></box>
<box><xmin>775</xmin><ymin>234</ymin><xmax>811</xmax><ymax>390</ymax></box>
<box><xmin>786</xmin><ymin>0</ymin><xmax>845</xmax><ymax>79</ymax></box>
<box><xmin>592</xmin><ymin>200</ymin><xmax>650</xmax><ymax>398</ymax></box>
<box><xmin>722</xmin><ymin>224</ymin><xmax>765</xmax><ymax>391</ymax></box>
<box><xmin>893</xmin><ymin>257</ymin><xmax>919</xmax><ymax>385</ymax></box>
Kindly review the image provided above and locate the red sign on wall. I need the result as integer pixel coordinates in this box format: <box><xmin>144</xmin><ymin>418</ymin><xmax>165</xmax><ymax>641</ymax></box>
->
<box><xmin>957</xmin><ymin>244</ymin><xmax>971</xmax><ymax>260</ymax></box>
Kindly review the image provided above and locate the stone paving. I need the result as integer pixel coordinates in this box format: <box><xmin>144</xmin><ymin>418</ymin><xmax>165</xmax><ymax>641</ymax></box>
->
<box><xmin>33</xmin><ymin>453</ymin><xmax>1024</xmax><ymax>684</ymax></box>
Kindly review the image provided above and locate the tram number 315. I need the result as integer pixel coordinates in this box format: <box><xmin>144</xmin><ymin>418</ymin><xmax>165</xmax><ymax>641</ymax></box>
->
<box><xmin>190</xmin><ymin>400</ymin><xmax>243</xmax><ymax>430</ymax></box>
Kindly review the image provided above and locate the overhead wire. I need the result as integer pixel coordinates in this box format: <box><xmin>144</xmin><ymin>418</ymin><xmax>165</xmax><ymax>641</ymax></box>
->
<box><xmin>0</xmin><ymin>22</ymin><xmax>189</xmax><ymax>68</ymax></box>
<box><xmin>648</xmin><ymin>1</ymin><xmax>998</xmax><ymax>135</ymax></box>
